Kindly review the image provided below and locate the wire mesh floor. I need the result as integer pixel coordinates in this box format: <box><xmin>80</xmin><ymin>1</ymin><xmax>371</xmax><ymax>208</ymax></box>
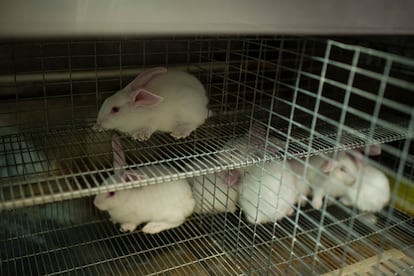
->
<box><xmin>1</xmin><ymin>200</ymin><xmax>412</xmax><ymax>275</ymax></box>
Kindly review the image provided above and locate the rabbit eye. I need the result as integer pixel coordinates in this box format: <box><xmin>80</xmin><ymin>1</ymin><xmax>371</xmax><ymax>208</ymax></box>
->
<box><xmin>339</xmin><ymin>166</ymin><xmax>347</xmax><ymax>172</ymax></box>
<box><xmin>108</xmin><ymin>191</ymin><xmax>116</xmax><ymax>197</ymax></box>
<box><xmin>111</xmin><ymin>106</ymin><xmax>120</xmax><ymax>113</ymax></box>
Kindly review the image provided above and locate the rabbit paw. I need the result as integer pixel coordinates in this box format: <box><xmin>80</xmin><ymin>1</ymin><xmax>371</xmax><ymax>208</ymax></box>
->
<box><xmin>120</xmin><ymin>223</ymin><xmax>137</xmax><ymax>233</ymax></box>
<box><xmin>298</xmin><ymin>195</ymin><xmax>308</xmax><ymax>207</ymax></box>
<box><xmin>311</xmin><ymin>195</ymin><xmax>323</xmax><ymax>210</ymax></box>
<box><xmin>132</xmin><ymin>128</ymin><xmax>153</xmax><ymax>141</ymax></box>
<box><xmin>359</xmin><ymin>213</ymin><xmax>378</xmax><ymax>224</ymax></box>
<box><xmin>142</xmin><ymin>221</ymin><xmax>183</xmax><ymax>234</ymax></box>
<box><xmin>170</xmin><ymin>123</ymin><xmax>195</xmax><ymax>139</ymax></box>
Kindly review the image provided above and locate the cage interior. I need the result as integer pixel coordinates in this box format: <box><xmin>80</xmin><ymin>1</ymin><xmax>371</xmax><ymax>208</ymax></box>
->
<box><xmin>0</xmin><ymin>36</ymin><xmax>413</xmax><ymax>275</ymax></box>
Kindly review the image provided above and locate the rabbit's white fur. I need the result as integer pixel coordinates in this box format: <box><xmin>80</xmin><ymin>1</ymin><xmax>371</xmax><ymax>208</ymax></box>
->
<box><xmin>94</xmin><ymin>168</ymin><xmax>195</xmax><ymax>234</ymax></box>
<box><xmin>289</xmin><ymin>153</ymin><xmax>358</xmax><ymax>209</ymax></box>
<box><xmin>238</xmin><ymin>161</ymin><xmax>297</xmax><ymax>224</ymax></box>
<box><xmin>94</xmin><ymin>67</ymin><xmax>209</xmax><ymax>140</ymax></box>
<box><xmin>191</xmin><ymin>170</ymin><xmax>240</xmax><ymax>214</ymax></box>
<box><xmin>340</xmin><ymin>152</ymin><xmax>390</xmax><ymax>212</ymax></box>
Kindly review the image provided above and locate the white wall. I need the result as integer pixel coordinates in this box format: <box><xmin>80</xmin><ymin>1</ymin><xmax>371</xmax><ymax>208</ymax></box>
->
<box><xmin>0</xmin><ymin>0</ymin><xmax>413</xmax><ymax>37</ymax></box>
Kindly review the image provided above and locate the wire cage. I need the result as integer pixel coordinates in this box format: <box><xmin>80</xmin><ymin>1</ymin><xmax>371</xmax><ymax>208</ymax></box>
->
<box><xmin>0</xmin><ymin>36</ymin><xmax>413</xmax><ymax>275</ymax></box>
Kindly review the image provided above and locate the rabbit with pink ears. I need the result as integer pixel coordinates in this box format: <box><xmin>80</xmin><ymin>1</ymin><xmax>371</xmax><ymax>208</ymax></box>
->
<box><xmin>94</xmin><ymin>67</ymin><xmax>210</xmax><ymax>141</ymax></box>
<box><xmin>93</xmin><ymin>135</ymin><xmax>195</xmax><ymax>234</ymax></box>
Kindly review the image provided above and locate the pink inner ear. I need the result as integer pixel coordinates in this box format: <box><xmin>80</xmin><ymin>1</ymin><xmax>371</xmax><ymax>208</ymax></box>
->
<box><xmin>130</xmin><ymin>67</ymin><xmax>167</xmax><ymax>90</ymax></box>
<box><xmin>367</xmin><ymin>145</ymin><xmax>381</xmax><ymax>156</ymax></box>
<box><xmin>321</xmin><ymin>159</ymin><xmax>337</xmax><ymax>173</ymax></box>
<box><xmin>224</xmin><ymin>169</ymin><xmax>241</xmax><ymax>186</ymax></box>
<box><xmin>346</xmin><ymin>151</ymin><xmax>366</xmax><ymax>167</ymax></box>
<box><xmin>355</xmin><ymin>145</ymin><xmax>381</xmax><ymax>156</ymax></box>
<box><xmin>130</xmin><ymin>89</ymin><xmax>164</xmax><ymax>107</ymax></box>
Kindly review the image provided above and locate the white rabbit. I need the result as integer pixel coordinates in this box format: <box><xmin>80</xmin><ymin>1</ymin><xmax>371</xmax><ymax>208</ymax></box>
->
<box><xmin>339</xmin><ymin>150</ymin><xmax>390</xmax><ymax>212</ymax></box>
<box><xmin>93</xmin><ymin>135</ymin><xmax>195</xmax><ymax>234</ymax></box>
<box><xmin>93</xmin><ymin>67</ymin><xmax>209</xmax><ymax>141</ymax></box>
<box><xmin>238</xmin><ymin>161</ymin><xmax>297</xmax><ymax>224</ymax></box>
<box><xmin>94</xmin><ymin>171</ymin><xmax>195</xmax><ymax>234</ymax></box>
<box><xmin>191</xmin><ymin>169</ymin><xmax>241</xmax><ymax>214</ymax></box>
<box><xmin>289</xmin><ymin>152</ymin><xmax>358</xmax><ymax>210</ymax></box>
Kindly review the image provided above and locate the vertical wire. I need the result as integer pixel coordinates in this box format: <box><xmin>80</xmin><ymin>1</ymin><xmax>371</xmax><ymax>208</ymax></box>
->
<box><xmin>349</xmin><ymin>57</ymin><xmax>394</xmax><ymax>273</ymax></box>
<box><xmin>334</xmin><ymin>44</ymin><xmax>362</xmax><ymax>275</ymax></box>
<box><xmin>310</xmin><ymin>40</ymin><xmax>332</xmax><ymax>272</ymax></box>
<box><xmin>37</xmin><ymin>43</ymin><xmax>51</xmax><ymax>260</ymax></box>
<box><xmin>264</xmin><ymin>37</ymin><xmax>289</xmax><ymax>273</ymax></box>
<box><xmin>219</xmin><ymin>39</ymin><xmax>236</xmax><ymax>252</ymax></box>
<box><xmin>285</xmin><ymin>38</ymin><xmax>311</xmax><ymax>274</ymax></box>
<box><xmin>68</xmin><ymin>41</ymin><xmax>74</xmax><ymax>128</ymax></box>
<box><xmin>384</xmin><ymin>107</ymin><xmax>414</xmax><ymax>233</ymax></box>
<box><xmin>94</xmin><ymin>41</ymin><xmax>99</xmax><ymax>114</ymax></box>
<box><xmin>246</xmin><ymin>38</ymin><xmax>265</xmax><ymax>274</ymax></box>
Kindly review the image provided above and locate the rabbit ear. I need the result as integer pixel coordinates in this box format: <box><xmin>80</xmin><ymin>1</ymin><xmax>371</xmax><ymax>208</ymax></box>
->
<box><xmin>355</xmin><ymin>144</ymin><xmax>381</xmax><ymax>156</ymax></box>
<box><xmin>368</xmin><ymin>145</ymin><xmax>381</xmax><ymax>155</ymax></box>
<box><xmin>346</xmin><ymin>150</ymin><xmax>367</xmax><ymax>167</ymax></box>
<box><xmin>112</xmin><ymin>134</ymin><xmax>126</xmax><ymax>175</ymax></box>
<box><xmin>224</xmin><ymin>169</ymin><xmax>242</xmax><ymax>186</ymax></box>
<box><xmin>321</xmin><ymin>159</ymin><xmax>338</xmax><ymax>173</ymax></box>
<box><xmin>130</xmin><ymin>67</ymin><xmax>167</xmax><ymax>90</ymax></box>
<box><xmin>130</xmin><ymin>89</ymin><xmax>164</xmax><ymax>107</ymax></box>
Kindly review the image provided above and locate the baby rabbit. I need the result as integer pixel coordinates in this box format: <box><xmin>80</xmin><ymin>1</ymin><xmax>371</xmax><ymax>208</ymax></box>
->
<box><xmin>339</xmin><ymin>148</ymin><xmax>390</xmax><ymax>212</ymax></box>
<box><xmin>191</xmin><ymin>169</ymin><xmax>241</xmax><ymax>214</ymax></box>
<box><xmin>94</xmin><ymin>67</ymin><xmax>209</xmax><ymax>141</ymax></box>
<box><xmin>238</xmin><ymin>161</ymin><xmax>298</xmax><ymax>224</ymax></box>
<box><xmin>93</xmin><ymin>135</ymin><xmax>195</xmax><ymax>234</ymax></box>
<box><xmin>289</xmin><ymin>152</ymin><xmax>358</xmax><ymax>210</ymax></box>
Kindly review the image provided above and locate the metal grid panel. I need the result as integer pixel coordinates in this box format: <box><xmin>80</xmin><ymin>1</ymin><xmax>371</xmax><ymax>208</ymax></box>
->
<box><xmin>0</xmin><ymin>36</ymin><xmax>413</xmax><ymax>275</ymax></box>
<box><xmin>0</xmin><ymin>112</ymin><xmax>410</xmax><ymax>209</ymax></box>
<box><xmin>1</xmin><ymin>200</ymin><xmax>412</xmax><ymax>275</ymax></box>
<box><xmin>323</xmin><ymin>248</ymin><xmax>414</xmax><ymax>275</ymax></box>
